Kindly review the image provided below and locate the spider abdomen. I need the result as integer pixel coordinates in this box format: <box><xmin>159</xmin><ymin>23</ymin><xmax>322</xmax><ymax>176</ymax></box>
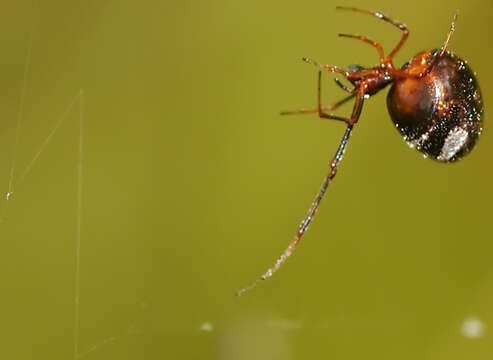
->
<box><xmin>387</xmin><ymin>50</ymin><xmax>483</xmax><ymax>162</ymax></box>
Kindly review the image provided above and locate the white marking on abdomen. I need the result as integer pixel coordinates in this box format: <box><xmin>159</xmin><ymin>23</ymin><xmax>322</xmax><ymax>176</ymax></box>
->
<box><xmin>437</xmin><ymin>126</ymin><xmax>468</xmax><ymax>161</ymax></box>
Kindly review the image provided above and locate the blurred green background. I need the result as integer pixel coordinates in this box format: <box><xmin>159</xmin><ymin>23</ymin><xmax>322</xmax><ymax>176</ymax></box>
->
<box><xmin>1</xmin><ymin>0</ymin><xmax>492</xmax><ymax>359</ymax></box>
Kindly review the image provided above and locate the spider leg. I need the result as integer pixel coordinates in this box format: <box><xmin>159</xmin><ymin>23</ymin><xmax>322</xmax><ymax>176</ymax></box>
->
<box><xmin>440</xmin><ymin>10</ymin><xmax>459</xmax><ymax>57</ymax></box>
<box><xmin>236</xmin><ymin>123</ymin><xmax>355</xmax><ymax>296</ymax></box>
<box><xmin>237</xmin><ymin>73</ymin><xmax>366</xmax><ymax>296</ymax></box>
<box><xmin>280</xmin><ymin>93</ymin><xmax>355</xmax><ymax>116</ymax></box>
<box><xmin>317</xmin><ymin>71</ymin><xmax>365</xmax><ymax>125</ymax></box>
<box><xmin>334</xmin><ymin>78</ymin><xmax>353</xmax><ymax>93</ymax></box>
<box><xmin>336</xmin><ymin>6</ymin><xmax>408</xmax><ymax>62</ymax></box>
<box><xmin>302</xmin><ymin>57</ymin><xmax>380</xmax><ymax>82</ymax></box>
<box><xmin>418</xmin><ymin>10</ymin><xmax>459</xmax><ymax>78</ymax></box>
<box><xmin>338</xmin><ymin>33</ymin><xmax>385</xmax><ymax>64</ymax></box>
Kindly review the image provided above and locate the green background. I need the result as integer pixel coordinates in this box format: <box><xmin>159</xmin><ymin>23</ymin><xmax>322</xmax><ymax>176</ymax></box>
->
<box><xmin>1</xmin><ymin>0</ymin><xmax>492</xmax><ymax>359</ymax></box>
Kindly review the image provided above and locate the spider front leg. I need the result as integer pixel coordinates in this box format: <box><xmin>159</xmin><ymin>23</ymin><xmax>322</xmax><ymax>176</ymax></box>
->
<box><xmin>303</xmin><ymin>57</ymin><xmax>380</xmax><ymax>79</ymax></box>
<box><xmin>336</xmin><ymin>6</ymin><xmax>409</xmax><ymax>62</ymax></box>
<box><xmin>236</xmin><ymin>122</ymin><xmax>356</xmax><ymax>296</ymax></box>
<box><xmin>280</xmin><ymin>71</ymin><xmax>355</xmax><ymax>116</ymax></box>
<box><xmin>334</xmin><ymin>78</ymin><xmax>353</xmax><ymax>93</ymax></box>
<box><xmin>280</xmin><ymin>94</ymin><xmax>355</xmax><ymax>116</ymax></box>
<box><xmin>317</xmin><ymin>71</ymin><xmax>365</xmax><ymax>125</ymax></box>
<box><xmin>338</xmin><ymin>33</ymin><xmax>385</xmax><ymax>64</ymax></box>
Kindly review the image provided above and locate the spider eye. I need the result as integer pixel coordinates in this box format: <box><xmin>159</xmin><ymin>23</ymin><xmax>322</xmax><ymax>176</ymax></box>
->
<box><xmin>347</xmin><ymin>64</ymin><xmax>364</xmax><ymax>73</ymax></box>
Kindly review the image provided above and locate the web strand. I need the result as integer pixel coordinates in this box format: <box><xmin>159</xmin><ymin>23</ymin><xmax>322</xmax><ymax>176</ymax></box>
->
<box><xmin>236</xmin><ymin>125</ymin><xmax>354</xmax><ymax>296</ymax></box>
<box><xmin>0</xmin><ymin>30</ymin><xmax>34</xmax><ymax>220</ymax></box>
<box><xmin>18</xmin><ymin>91</ymin><xmax>83</xmax><ymax>184</ymax></box>
<box><xmin>74</xmin><ymin>89</ymin><xmax>84</xmax><ymax>359</ymax></box>
<box><xmin>2</xmin><ymin>86</ymin><xmax>85</xmax><ymax>355</ymax></box>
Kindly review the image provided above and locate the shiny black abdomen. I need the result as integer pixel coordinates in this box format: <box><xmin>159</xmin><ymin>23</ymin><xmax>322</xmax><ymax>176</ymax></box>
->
<box><xmin>387</xmin><ymin>51</ymin><xmax>483</xmax><ymax>162</ymax></box>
